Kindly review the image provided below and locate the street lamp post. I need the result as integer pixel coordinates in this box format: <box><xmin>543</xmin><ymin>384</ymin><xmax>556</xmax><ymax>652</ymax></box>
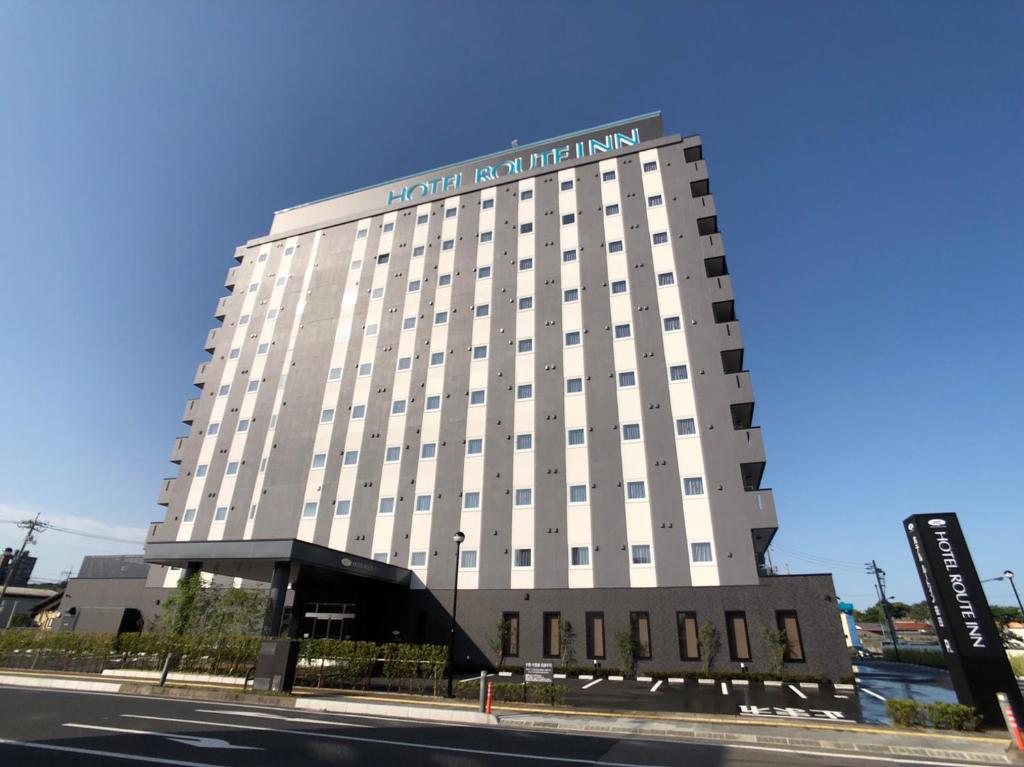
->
<box><xmin>1002</xmin><ymin>571</ymin><xmax>1024</xmax><ymax>622</ymax></box>
<box><xmin>446</xmin><ymin>531</ymin><xmax>465</xmax><ymax>698</ymax></box>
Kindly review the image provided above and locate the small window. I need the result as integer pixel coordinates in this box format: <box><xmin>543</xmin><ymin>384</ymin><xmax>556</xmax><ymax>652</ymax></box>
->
<box><xmin>328</xmin><ymin>367</ymin><xmax>342</xmax><ymax>381</ymax></box>
<box><xmin>727</xmin><ymin>611</ymin><xmax>751</xmax><ymax>661</ymax></box>
<box><xmin>516</xmin><ymin>383</ymin><xmax>533</xmax><ymax>399</ymax></box>
<box><xmin>350</xmin><ymin>260</ymin><xmax>362</xmax><ymax>271</ymax></box>
<box><xmin>247</xmin><ymin>283</ymin><xmax>258</xmax><ymax>294</ymax></box>
<box><xmin>502</xmin><ymin>612</ymin><xmax>520</xmax><ymax>657</ymax></box>
<box><xmin>631</xmin><ymin>544</ymin><xmax>652</xmax><ymax>564</ymax></box>
<box><xmin>467</xmin><ymin>438</ymin><xmax>483</xmax><ymax>455</ymax></box>
<box><xmin>357</xmin><ymin>228</ymin><xmax>368</xmax><ymax>239</ymax></box>
<box><xmin>684</xmin><ymin>477</ymin><xmax>704</xmax><ymax>496</ymax></box>
<box><xmin>614</xmin><ymin>323</ymin><xmax>631</xmax><ymax>339</ymax></box>
<box><xmin>563</xmin><ymin>288</ymin><xmax>579</xmax><ymax>303</ymax></box>
<box><xmin>257</xmin><ymin>342</ymin><xmax>270</xmax><ymax>355</ymax></box>
<box><xmin>676</xmin><ymin>417</ymin><xmax>696</xmax><ymax>436</ymax></box>
<box><xmin>425</xmin><ymin>395</ymin><xmax>441</xmax><ymax>410</ymax></box>
<box><xmin>482</xmin><ymin>198</ymin><xmax>495</xmax><ymax>210</ymax></box>
<box><xmin>642</xmin><ymin>160</ymin><xmax>658</xmax><ymax>172</ymax></box>
<box><xmin>520</xmin><ymin>222</ymin><xmax>533</xmax><ymax>234</ymax></box>
<box><xmin>472</xmin><ymin>344</ymin><xmax>488</xmax><ymax>359</ymax></box>
<box><xmin>438</xmin><ymin>273</ymin><xmax>452</xmax><ymax>286</ymax></box>
<box><xmin>416</xmin><ymin>214</ymin><xmax>428</xmax><ymax>225</ymax></box>
<box><xmin>480</xmin><ymin>231</ymin><xmax>493</xmax><ymax>243</ymax></box>
<box><xmin>257</xmin><ymin>252</ymin><xmax>268</xmax><ymax>263</ymax></box>
<box><xmin>543</xmin><ymin>612</ymin><xmax>561</xmax><ymax>658</ymax></box>
<box><xmin>602</xmin><ymin>169</ymin><xmax>616</xmax><ymax>182</ymax></box>
<box><xmin>561</xmin><ymin>213</ymin><xmax>575</xmax><ymax>225</ymax></box>
<box><xmin>266</xmin><ymin>308</ymin><xmax>279</xmax><ymax>320</ymax></box>
<box><xmin>626</xmin><ymin>481</ymin><xmax>647</xmax><ymax>500</ymax></box>
<box><xmin>566</xmin><ymin>377</ymin><xmax>583</xmax><ymax>394</ymax></box>
<box><xmin>564</xmin><ymin>330</ymin><xmax>581</xmax><ymax>346</ymax></box>
<box><xmin>519</xmin><ymin>257</ymin><xmax>533</xmax><ymax>270</ymax></box>
<box><xmin>392</xmin><ymin>399</ymin><xmax>407</xmax><ymax>414</ymax></box>
<box><xmin>415</xmin><ymin>495</ymin><xmax>432</xmax><ymax>512</ymax></box>
<box><xmin>335</xmin><ymin>500</ymin><xmax>351</xmax><ymax>517</ymax></box>
<box><xmin>302</xmin><ymin>501</ymin><xmax>318</xmax><ymax>519</ymax></box>
<box><xmin>605</xmin><ymin>203</ymin><xmax>619</xmax><ymax>216</ymax></box>
<box><xmin>647</xmin><ymin>194</ymin><xmax>663</xmax><ymax>207</ymax></box>
<box><xmin>343</xmin><ymin>450</ymin><xmax>359</xmax><ymax>465</ymax></box>
<box><xmin>669</xmin><ymin>364</ymin><xmax>689</xmax><ymax>381</ymax></box>
<box><xmin>352</xmin><ymin>404</ymin><xmax>366</xmax><ymax>419</ymax></box>
<box><xmin>373</xmin><ymin>553</ymin><xmax>388</xmax><ymax>563</ymax></box>
<box><xmin>691</xmin><ymin>542</ymin><xmax>713</xmax><ymax>562</ymax></box>
<box><xmin>630</xmin><ymin>611</ymin><xmax>653</xmax><ymax>659</ymax></box>
<box><xmin>608</xmin><ymin>240</ymin><xmax>623</xmax><ymax>253</ymax></box>
<box><xmin>460</xmin><ymin>549</ymin><xmax>478</xmax><ymax>569</ymax></box>
<box><xmin>586</xmin><ymin>611</ymin><xmax>605</xmax><ymax>659</ymax></box>
<box><xmin>377</xmin><ymin>253</ymin><xmax>390</xmax><ymax>265</ymax></box>
<box><xmin>311</xmin><ymin>453</ymin><xmax>327</xmax><ymax>469</ymax></box>
<box><xmin>518</xmin><ymin>296</ymin><xmax>533</xmax><ymax>310</ymax></box>
<box><xmin>378</xmin><ymin>497</ymin><xmax>395</xmax><ymax>515</ymax></box>
<box><xmin>383</xmin><ymin>221</ymin><xmax>395</xmax><ymax>233</ymax></box>
<box><xmin>183</xmin><ymin>508</ymin><xmax>197</xmax><ymax>523</ymax></box>
<box><xmin>569</xmin><ymin>485</ymin><xmax>588</xmax><ymax>503</ymax></box>
<box><xmin>677</xmin><ymin>612</ymin><xmax>700</xmax><ymax>660</ymax></box>
<box><xmin>413</xmin><ymin>245</ymin><xmax>425</xmax><ymax>257</ymax></box>
<box><xmin>567</xmin><ymin>428</ymin><xmax>585</xmax><ymax>446</ymax></box>
<box><xmin>777</xmin><ymin>611</ymin><xmax>805</xmax><ymax>662</ymax></box>
<box><xmin>397</xmin><ymin>356</ymin><xmax>412</xmax><ymax>371</ymax></box>
<box><xmin>622</xmin><ymin>423</ymin><xmax>641</xmax><ymax>440</ymax></box>
<box><xmin>225</xmin><ymin>461</ymin><xmax>239</xmax><ymax>476</ymax></box>
<box><xmin>214</xmin><ymin>506</ymin><xmax>228</xmax><ymax>522</ymax></box>
<box><xmin>239</xmin><ymin>314</ymin><xmax>250</xmax><ymax>325</ymax></box>
<box><xmin>664</xmin><ymin>316</ymin><xmax>681</xmax><ymax>332</ymax></box>
<box><xmin>442</xmin><ymin>239</ymin><xmax>454</xmax><ymax>251</ymax></box>
<box><xmin>618</xmin><ymin>371</ymin><xmax>636</xmax><ymax>387</ymax></box>
<box><xmin>410</xmin><ymin>551</ymin><xmax>427</xmax><ymax>567</ymax></box>
<box><xmin>408</xmin><ymin>279</ymin><xmax>421</xmax><ymax>292</ymax></box>
<box><xmin>514</xmin><ymin>548</ymin><xmax>533</xmax><ymax>567</ymax></box>
<box><xmin>228</xmin><ymin>347</ymin><xmax>240</xmax><ymax>360</ymax></box>
<box><xmin>237</xmin><ymin>419</ymin><xmax>249</xmax><ymax>432</ymax></box>
<box><xmin>218</xmin><ymin>384</ymin><xmax>230</xmax><ymax>397</ymax></box>
<box><xmin>366</xmin><ymin>323</ymin><xmax>379</xmax><ymax>336</ymax></box>
<box><xmin>560</xmin><ymin>179</ymin><xmax>574</xmax><ymax>191</ymax></box>
<box><xmin>470</xmin><ymin>389</ymin><xmax>486</xmax><ymax>405</ymax></box>
<box><xmin>445</xmin><ymin>207</ymin><xmax>457</xmax><ymax>219</ymax></box>
<box><xmin>562</xmin><ymin>249</ymin><xmax>577</xmax><ymax>263</ymax></box>
<box><xmin>520</xmin><ymin>189</ymin><xmax>534</xmax><ymax>201</ymax></box>
<box><xmin>420</xmin><ymin>442</ymin><xmax>437</xmax><ymax>459</ymax></box>
<box><xmin>517</xmin><ymin>338</ymin><xmax>533</xmax><ymax>353</ymax></box>
<box><xmin>464</xmin><ymin>492</ymin><xmax>481</xmax><ymax>509</ymax></box>
<box><xmin>207</xmin><ymin>422</ymin><xmax>220</xmax><ymax>436</ymax></box>
<box><xmin>195</xmin><ymin>464</ymin><xmax>208</xmax><ymax>478</ymax></box>
<box><xmin>657</xmin><ymin>272</ymin><xmax>675</xmax><ymax>286</ymax></box>
<box><xmin>385</xmin><ymin>446</ymin><xmax>401</xmax><ymax>462</ymax></box>
<box><xmin>246</xmin><ymin>380</ymin><xmax>259</xmax><ymax>393</ymax></box>
<box><xmin>570</xmin><ymin>544</ymin><xmax>590</xmax><ymax>565</ymax></box>
<box><xmin>611</xmin><ymin>279</ymin><xmax>628</xmax><ymax>295</ymax></box>
<box><xmin>434</xmin><ymin>311</ymin><xmax>448</xmax><ymax>325</ymax></box>
<box><xmin>359</xmin><ymin>362</ymin><xmax>372</xmax><ymax>376</ymax></box>
<box><xmin>516</xmin><ymin>433</ymin><xmax>533</xmax><ymax>450</ymax></box>
<box><xmin>478</xmin><ymin>265</ymin><xmax>492</xmax><ymax>279</ymax></box>
<box><xmin>652</xmin><ymin>231</ymin><xmax>669</xmax><ymax>245</ymax></box>
<box><xmin>402</xmin><ymin>316</ymin><xmax>416</xmax><ymax>330</ymax></box>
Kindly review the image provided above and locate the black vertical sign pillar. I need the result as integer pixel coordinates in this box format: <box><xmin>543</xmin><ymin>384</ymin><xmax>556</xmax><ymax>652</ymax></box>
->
<box><xmin>904</xmin><ymin>514</ymin><xmax>1024</xmax><ymax>727</ymax></box>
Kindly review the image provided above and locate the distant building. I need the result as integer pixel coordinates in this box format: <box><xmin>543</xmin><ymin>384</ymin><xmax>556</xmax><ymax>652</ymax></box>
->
<box><xmin>838</xmin><ymin>601</ymin><xmax>860</xmax><ymax>649</ymax></box>
<box><xmin>0</xmin><ymin>586</ymin><xmax>58</xmax><ymax>628</ymax></box>
<box><xmin>0</xmin><ymin>548</ymin><xmax>36</xmax><ymax>587</ymax></box>
<box><xmin>55</xmin><ymin>555</ymin><xmax>148</xmax><ymax>633</ymax></box>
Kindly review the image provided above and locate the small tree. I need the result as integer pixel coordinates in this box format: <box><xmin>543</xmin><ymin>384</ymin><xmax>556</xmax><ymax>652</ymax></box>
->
<box><xmin>559</xmin><ymin>619</ymin><xmax>577</xmax><ymax>669</ymax></box>
<box><xmin>615</xmin><ymin>628</ymin><xmax>639</xmax><ymax>678</ymax></box>
<box><xmin>161</xmin><ymin>573</ymin><xmax>203</xmax><ymax>635</ymax></box>
<box><xmin>488</xmin><ymin>617</ymin><xmax>512</xmax><ymax>668</ymax></box>
<box><xmin>698</xmin><ymin>622</ymin><xmax>720</xmax><ymax>676</ymax></box>
<box><xmin>762</xmin><ymin>626</ymin><xmax>788</xmax><ymax>675</ymax></box>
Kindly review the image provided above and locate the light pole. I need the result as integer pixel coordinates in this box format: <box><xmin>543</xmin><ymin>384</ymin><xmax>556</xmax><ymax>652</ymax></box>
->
<box><xmin>984</xmin><ymin>570</ymin><xmax>1024</xmax><ymax>622</ymax></box>
<box><xmin>446</xmin><ymin>531</ymin><xmax>465</xmax><ymax>698</ymax></box>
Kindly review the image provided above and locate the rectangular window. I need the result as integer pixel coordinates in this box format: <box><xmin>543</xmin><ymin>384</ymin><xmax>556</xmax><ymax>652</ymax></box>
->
<box><xmin>420</xmin><ymin>442</ymin><xmax>437</xmax><ymax>459</ymax></box>
<box><xmin>602</xmin><ymin>170</ymin><xmax>616</xmax><ymax>181</ymax></box>
<box><xmin>249</xmin><ymin>504</ymin><xmax>257</xmax><ymax>519</ymax></box>
<box><xmin>328</xmin><ymin>367</ymin><xmax>342</xmax><ymax>381</ymax></box>
<box><xmin>643</xmin><ymin>160</ymin><xmax>658</xmax><ymax>172</ymax></box>
<box><xmin>664</xmin><ymin>316</ymin><xmax>681</xmax><ymax>331</ymax></box>
<box><xmin>445</xmin><ymin>207</ymin><xmax>457</xmax><ymax>219</ymax></box>
<box><xmin>442</xmin><ymin>239</ymin><xmax>454</xmax><ymax>251</ymax></box>
<box><xmin>670</xmin><ymin>364</ymin><xmax>689</xmax><ymax>381</ymax></box>
<box><xmin>237</xmin><ymin>419</ymin><xmax>249</xmax><ymax>432</ymax></box>
<box><xmin>502</xmin><ymin>613</ymin><xmax>520</xmax><ymax>658</ymax></box>
<box><xmin>622</xmin><ymin>423</ymin><xmax>641</xmax><ymax>440</ymax></box>
<box><xmin>359</xmin><ymin>362</ymin><xmax>372</xmax><ymax>376</ymax></box>
<box><xmin>605</xmin><ymin>203</ymin><xmax>619</xmax><ymax>216</ymax></box>
<box><xmin>460</xmin><ymin>549</ymin><xmax>478</xmax><ymax>569</ymax></box>
<box><xmin>214</xmin><ymin>506</ymin><xmax>228</xmax><ymax>522</ymax></box>
<box><xmin>520</xmin><ymin>189</ymin><xmax>533</xmax><ymax>201</ymax></box>
<box><xmin>416</xmin><ymin>214</ymin><xmax>428</xmax><ymax>225</ymax></box>
<box><xmin>567</xmin><ymin>428</ymin><xmax>585</xmax><ymax>446</ymax></box>
<box><xmin>335</xmin><ymin>499</ymin><xmax>351</xmax><ymax>517</ymax></box>
<box><xmin>658</xmin><ymin>271</ymin><xmax>675</xmax><ymax>286</ymax></box>
<box><xmin>563</xmin><ymin>288</ymin><xmax>579</xmax><ymax>303</ymax></box>
<box><xmin>627</xmin><ymin>481</ymin><xmax>647</xmax><ymax>500</ymax></box>
<box><xmin>402</xmin><ymin>316</ymin><xmax>416</xmax><ymax>330</ymax></box>
<box><xmin>513</xmin><ymin>548</ymin><xmax>532</xmax><ymax>567</ymax></box>
<box><xmin>413</xmin><ymin>245</ymin><xmax>425</xmax><ymax>257</ymax></box>
<box><xmin>614</xmin><ymin>323</ymin><xmax>631</xmax><ymax>339</ymax></box>
<box><xmin>247</xmin><ymin>283</ymin><xmax>257</xmax><ymax>294</ymax></box>
<box><xmin>350</xmin><ymin>260</ymin><xmax>362</xmax><ymax>271</ymax></box>
<box><xmin>482</xmin><ymin>198</ymin><xmax>495</xmax><ymax>210</ymax></box>
<box><xmin>343</xmin><ymin>450</ymin><xmax>359</xmax><ymax>466</ymax></box>
<box><xmin>357</xmin><ymin>228</ymin><xmax>368</xmax><ymax>238</ymax></box>
<box><xmin>472</xmin><ymin>344</ymin><xmax>488</xmax><ymax>360</ymax></box>
<box><xmin>183</xmin><ymin>508</ymin><xmax>197</xmax><ymax>523</ymax></box>
<box><xmin>569</xmin><ymin>485</ymin><xmax>588</xmax><ymax>504</ymax></box>
<box><xmin>652</xmin><ymin>231</ymin><xmax>669</xmax><ymax>245</ymax></box>
<box><xmin>377</xmin><ymin>253</ymin><xmax>390</xmax><ymax>265</ymax></box>
<box><xmin>618</xmin><ymin>371</ymin><xmax>636</xmax><ymax>387</ymax></box>
<box><xmin>397</xmin><ymin>356</ymin><xmax>412</xmax><ymax>371</ymax></box>
<box><xmin>478</xmin><ymin>265</ymin><xmax>492</xmax><ymax>279</ymax></box>
<box><xmin>311</xmin><ymin>453</ymin><xmax>326</xmax><ymax>469</ymax></box>
<box><xmin>608</xmin><ymin>240</ymin><xmax>623</xmax><ymax>253</ymax></box>
<box><xmin>408</xmin><ymin>279</ymin><xmax>421</xmax><ymax>292</ymax></box>
<box><xmin>562</xmin><ymin>249</ymin><xmax>577</xmax><ymax>263</ymax></box>
<box><xmin>543</xmin><ymin>612</ymin><xmax>561</xmax><ymax>658</ymax></box>
<box><xmin>480</xmin><ymin>231</ymin><xmax>493</xmax><ymax>243</ymax></box>
<box><xmin>519</xmin><ymin>257</ymin><xmax>533</xmax><ymax>270</ymax></box>
<box><xmin>218</xmin><ymin>384</ymin><xmax>230</xmax><ymax>397</ymax></box>
<box><xmin>383</xmin><ymin>222</ymin><xmax>395</xmax><ymax>233</ymax></box>
<box><xmin>516</xmin><ymin>383</ymin><xmax>533</xmax><ymax>399</ymax></box>
<box><xmin>239</xmin><ymin>314</ymin><xmax>250</xmax><ymax>325</ymax></box>
<box><xmin>727</xmin><ymin>612</ymin><xmax>752</xmax><ymax>661</ymax></box>
<box><xmin>430</xmin><ymin>351</ymin><xmax>445</xmax><ymax>365</ymax></box>
<box><xmin>630</xmin><ymin>611</ymin><xmax>653</xmax><ymax>659</ymax></box>
<box><xmin>434</xmin><ymin>310</ymin><xmax>448</xmax><ymax>325</ymax></box>
<box><xmin>647</xmin><ymin>194</ymin><xmax>663</xmax><ymax>207</ymax></box>
<box><xmin>677</xmin><ymin>612</ymin><xmax>700</xmax><ymax>661</ymax></box>
<box><xmin>320</xmin><ymin>408</ymin><xmax>335</xmax><ymax>424</ymax></box>
<box><xmin>257</xmin><ymin>342</ymin><xmax>270</xmax><ymax>355</ymax></box>
<box><xmin>352</xmin><ymin>404</ymin><xmax>366</xmax><ymax>419</ymax></box>
<box><xmin>560</xmin><ymin>179</ymin><xmax>574</xmax><ymax>191</ymax></box>
<box><xmin>392</xmin><ymin>399</ymin><xmax>407</xmax><ymax>414</ymax></box>
<box><xmin>208</xmin><ymin>422</ymin><xmax>220</xmax><ymax>436</ymax></box>
<box><xmin>247</xmin><ymin>380</ymin><xmax>259</xmax><ymax>393</ymax></box>
<box><xmin>438</xmin><ymin>273</ymin><xmax>452</xmax><ymax>286</ymax></box>
<box><xmin>684</xmin><ymin>477</ymin><xmax>704</xmax><ymax>496</ymax></box>
<box><xmin>676</xmin><ymin>417</ymin><xmax>696</xmax><ymax>436</ymax></box>
<box><xmin>564</xmin><ymin>330</ymin><xmax>581</xmax><ymax>346</ymax></box>
<box><xmin>569</xmin><ymin>546</ymin><xmax>590</xmax><ymax>569</ymax></box>
<box><xmin>464</xmin><ymin>492</ymin><xmax>481</xmax><ymax>509</ymax></box>
<box><xmin>518</xmin><ymin>296</ymin><xmax>533</xmax><ymax>310</ymax></box>
<box><xmin>228</xmin><ymin>347</ymin><xmax>240</xmax><ymax>359</ymax></box>
<box><xmin>566</xmin><ymin>377</ymin><xmax>583</xmax><ymax>394</ymax></box>
<box><xmin>517</xmin><ymin>338</ymin><xmax>533</xmax><ymax>353</ymax></box>
<box><xmin>302</xmin><ymin>501</ymin><xmax>318</xmax><ymax>519</ymax></box>
<box><xmin>373</xmin><ymin>553</ymin><xmax>388</xmax><ymax>563</ymax></box>
<box><xmin>410</xmin><ymin>551</ymin><xmax>427</xmax><ymax>567</ymax></box>
<box><xmin>514</xmin><ymin>488</ymin><xmax>533</xmax><ymax>506</ymax></box>
<box><xmin>195</xmin><ymin>464</ymin><xmax>208</xmax><ymax>478</ymax></box>
<box><xmin>415</xmin><ymin>495</ymin><xmax>432</xmax><ymax>512</ymax></box>
<box><xmin>470</xmin><ymin>389</ymin><xmax>486</xmax><ymax>405</ymax></box>
<box><xmin>467</xmin><ymin>438</ymin><xmax>483</xmax><ymax>455</ymax></box>
<box><xmin>561</xmin><ymin>213</ymin><xmax>575</xmax><ymax>225</ymax></box>
<box><xmin>515</xmin><ymin>433</ymin><xmax>533</xmax><ymax>450</ymax></box>
<box><xmin>378</xmin><ymin>497</ymin><xmax>395</xmax><ymax>515</ymax></box>
<box><xmin>266</xmin><ymin>308</ymin><xmax>279</xmax><ymax>320</ymax></box>
<box><xmin>776</xmin><ymin>611</ymin><xmax>805</xmax><ymax>662</ymax></box>
<box><xmin>691</xmin><ymin>542</ymin><xmax>713</xmax><ymax>562</ymax></box>
<box><xmin>520</xmin><ymin>222</ymin><xmax>533</xmax><ymax>234</ymax></box>
<box><xmin>385</xmin><ymin>446</ymin><xmax>401</xmax><ymax>462</ymax></box>
<box><xmin>225</xmin><ymin>461</ymin><xmax>239</xmax><ymax>476</ymax></box>
<box><xmin>475</xmin><ymin>303</ymin><xmax>490</xmax><ymax>318</ymax></box>
<box><xmin>586</xmin><ymin>612</ymin><xmax>605</xmax><ymax>659</ymax></box>
<box><xmin>425</xmin><ymin>395</ymin><xmax>441</xmax><ymax>410</ymax></box>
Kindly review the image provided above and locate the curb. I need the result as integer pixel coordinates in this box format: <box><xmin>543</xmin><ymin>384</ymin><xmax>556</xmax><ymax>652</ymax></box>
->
<box><xmin>0</xmin><ymin>673</ymin><xmax>123</xmax><ymax>694</ymax></box>
<box><xmin>297</xmin><ymin>696</ymin><xmax>497</xmax><ymax>725</ymax></box>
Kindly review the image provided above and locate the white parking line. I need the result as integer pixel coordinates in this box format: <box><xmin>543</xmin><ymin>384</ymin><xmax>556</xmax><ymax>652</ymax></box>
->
<box><xmin>787</xmin><ymin>684</ymin><xmax>808</xmax><ymax>700</ymax></box>
<box><xmin>193</xmin><ymin>709</ymin><xmax>368</xmax><ymax>727</ymax></box>
<box><xmin>650</xmin><ymin>680</ymin><xmax>663</xmax><ymax>693</ymax></box>
<box><xmin>860</xmin><ymin>686</ymin><xmax>887</xmax><ymax>701</ymax></box>
<box><xmin>0</xmin><ymin>738</ymin><xmax>223</xmax><ymax>766</ymax></box>
<box><xmin>581</xmin><ymin>678</ymin><xmax>603</xmax><ymax>690</ymax></box>
<box><xmin>720</xmin><ymin>682</ymin><xmax>729</xmax><ymax>695</ymax></box>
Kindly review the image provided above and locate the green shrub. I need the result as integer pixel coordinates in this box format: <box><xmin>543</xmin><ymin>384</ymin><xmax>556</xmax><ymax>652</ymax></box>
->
<box><xmin>882</xmin><ymin>648</ymin><xmax>946</xmax><ymax>668</ymax></box>
<box><xmin>928</xmin><ymin>702</ymin><xmax>980</xmax><ymax>731</ymax></box>
<box><xmin>887</xmin><ymin>699</ymin><xmax>927</xmax><ymax>727</ymax></box>
<box><xmin>455</xmin><ymin>680</ymin><xmax>567</xmax><ymax>705</ymax></box>
<box><xmin>1009</xmin><ymin>654</ymin><xmax>1024</xmax><ymax>677</ymax></box>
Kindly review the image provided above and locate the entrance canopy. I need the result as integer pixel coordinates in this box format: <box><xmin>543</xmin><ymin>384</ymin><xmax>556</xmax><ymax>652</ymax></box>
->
<box><xmin>144</xmin><ymin>538</ymin><xmax>411</xmax><ymax>590</ymax></box>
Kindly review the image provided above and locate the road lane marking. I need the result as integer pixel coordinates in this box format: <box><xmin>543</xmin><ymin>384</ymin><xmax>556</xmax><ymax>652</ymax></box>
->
<box><xmin>0</xmin><ymin>738</ymin><xmax>225</xmax><ymax>766</ymax></box>
<box><xmin>719</xmin><ymin>682</ymin><xmax>728</xmax><ymax>695</ymax></box>
<box><xmin>193</xmin><ymin>709</ymin><xmax>368</xmax><ymax>727</ymax></box>
<box><xmin>787</xmin><ymin>684</ymin><xmax>808</xmax><ymax>700</ymax></box>
<box><xmin>860</xmin><ymin>686</ymin><xmax>887</xmax><ymax>701</ymax></box>
<box><xmin>64</xmin><ymin>723</ymin><xmax>260</xmax><ymax>751</ymax></box>
<box><xmin>650</xmin><ymin>680</ymin><xmax>663</xmax><ymax>692</ymax></box>
<box><xmin>581</xmin><ymin>678</ymin><xmax>603</xmax><ymax>689</ymax></box>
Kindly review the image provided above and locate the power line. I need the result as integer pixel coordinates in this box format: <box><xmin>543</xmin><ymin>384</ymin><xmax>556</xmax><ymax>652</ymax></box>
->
<box><xmin>771</xmin><ymin>544</ymin><xmax>865</xmax><ymax>570</ymax></box>
<box><xmin>1</xmin><ymin>518</ymin><xmax>142</xmax><ymax>546</ymax></box>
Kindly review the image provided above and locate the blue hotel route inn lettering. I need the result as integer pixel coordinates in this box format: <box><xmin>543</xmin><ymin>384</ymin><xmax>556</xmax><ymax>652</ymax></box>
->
<box><xmin>385</xmin><ymin>128</ymin><xmax>641</xmax><ymax>206</ymax></box>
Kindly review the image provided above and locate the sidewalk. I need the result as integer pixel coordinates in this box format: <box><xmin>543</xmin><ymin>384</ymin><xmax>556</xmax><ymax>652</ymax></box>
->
<box><xmin>0</xmin><ymin>668</ymin><xmax>1019</xmax><ymax>765</ymax></box>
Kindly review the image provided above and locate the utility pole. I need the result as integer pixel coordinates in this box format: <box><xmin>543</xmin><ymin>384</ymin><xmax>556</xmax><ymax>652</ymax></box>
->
<box><xmin>0</xmin><ymin>514</ymin><xmax>48</xmax><ymax>627</ymax></box>
<box><xmin>866</xmin><ymin>560</ymin><xmax>900</xmax><ymax>662</ymax></box>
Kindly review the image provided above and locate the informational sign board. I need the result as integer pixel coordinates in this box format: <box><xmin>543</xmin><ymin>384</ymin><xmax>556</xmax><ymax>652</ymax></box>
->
<box><xmin>904</xmin><ymin>513</ymin><xmax>1024</xmax><ymax>727</ymax></box>
<box><xmin>525</xmin><ymin>662</ymin><xmax>554</xmax><ymax>684</ymax></box>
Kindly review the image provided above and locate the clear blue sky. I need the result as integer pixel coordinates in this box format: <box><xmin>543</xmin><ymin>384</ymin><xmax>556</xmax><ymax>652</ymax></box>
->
<box><xmin>1</xmin><ymin>2</ymin><xmax>1021</xmax><ymax>607</ymax></box>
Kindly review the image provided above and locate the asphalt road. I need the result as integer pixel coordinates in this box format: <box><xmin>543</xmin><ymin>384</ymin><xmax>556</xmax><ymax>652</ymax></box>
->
<box><xmin>852</xmin><ymin>660</ymin><xmax>957</xmax><ymax>723</ymax></box>
<box><xmin>0</xmin><ymin>685</ymin><xmax>945</xmax><ymax>767</ymax></box>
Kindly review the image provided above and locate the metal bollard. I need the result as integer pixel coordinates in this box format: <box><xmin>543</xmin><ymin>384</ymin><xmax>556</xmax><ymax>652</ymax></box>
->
<box><xmin>159</xmin><ymin>653</ymin><xmax>174</xmax><ymax>687</ymax></box>
<box><xmin>486</xmin><ymin>680</ymin><xmax>494</xmax><ymax>714</ymax></box>
<box><xmin>478</xmin><ymin>670</ymin><xmax>488</xmax><ymax>712</ymax></box>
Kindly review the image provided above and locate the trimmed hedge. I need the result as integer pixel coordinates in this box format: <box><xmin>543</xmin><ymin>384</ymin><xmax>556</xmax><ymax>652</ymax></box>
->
<box><xmin>885</xmin><ymin>699</ymin><xmax>980</xmax><ymax>731</ymax></box>
<box><xmin>882</xmin><ymin>648</ymin><xmax>947</xmax><ymax>668</ymax></box>
<box><xmin>496</xmin><ymin>663</ymin><xmax>829</xmax><ymax>683</ymax></box>
<box><xmin>456</xmin><ymin>680</ymin><xmax>567</xmax><ymax>706</ymax></box>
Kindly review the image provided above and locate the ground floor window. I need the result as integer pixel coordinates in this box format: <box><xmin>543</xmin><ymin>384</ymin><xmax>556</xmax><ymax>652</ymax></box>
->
<box><xmin>585</xmin><ymin>612</ymin><xmax>605</xmax><ymax>659</ymax></box>
<box><xmin>630</xmin><ymin>611</ymin><xmax>653</xmax><ymax>660</ymax></box>
<box><xmin>726</xmin><ymin>611</ymin><xmax>751</xmax><ymax>661</ymax></box>
<box><xmin>543</xmin><ymin>612</ymin><xmax>561</xmax><ymax>658</ymax></box>
<box><xmin>776</xmin><ymin>610</ymin><xmax>805</xmax><ymax>661</ymax></box>
<box><xmin>502</xmin><ymin>612</ymin><xmax>520</xmax><ymax>658</ymax></box>
<box><xmin>676</xmin><ymin>611</ymin><xmax>699</xmax><ymax>660</ymax></box>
